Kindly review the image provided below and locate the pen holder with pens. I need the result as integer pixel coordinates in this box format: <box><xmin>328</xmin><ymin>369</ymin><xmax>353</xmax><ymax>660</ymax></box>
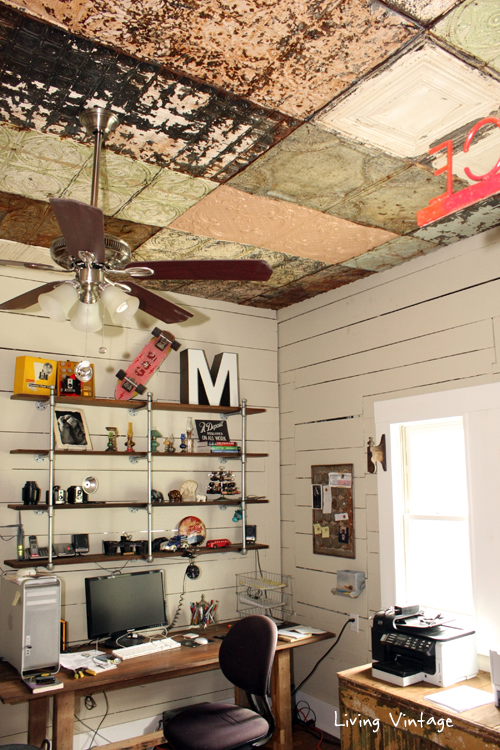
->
<box><xmin>190</xmin><ymin>594</ymin><xmax>218</xmax><ymax>628</ymax></box>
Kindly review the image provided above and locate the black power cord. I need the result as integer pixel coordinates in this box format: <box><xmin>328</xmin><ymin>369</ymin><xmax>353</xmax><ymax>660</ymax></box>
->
<box><xmin>292</xmin><ymin>617</ymin><xmax>355</xmax><ymax>696</ymax></box>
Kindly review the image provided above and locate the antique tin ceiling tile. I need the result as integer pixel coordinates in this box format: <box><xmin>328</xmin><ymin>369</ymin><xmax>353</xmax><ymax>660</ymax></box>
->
<box><xmin>2</xmin><ymin>0</ymin><xmax>417</xmax><ymax>118</ymax></box>
<box><xmin>241</xmin><ymin>266</ymin><xmax>375</xmax><ymax>309</ymax></box>
<box><xmin>229</xmin><ymin>123</ymin><xmax>406</xmax><ymax>213</ymax></box>
<box><xmin>432</xmin><ymin>123</ymin><xmax>500</xmax><ymax>183</ymax></box>
<box><xmin>170</xmin><ymin>185</ymin><xmax>397</xmax><ymax>263</ymax></box>
<box><xmin>314</xmin><ymin>42</ymin><xmax>500</xmax><ymax>159</ymax></box>
<box><xmin>0</xmin><ymin>5</ymin><xmax>300</xmax><ymax>179</ymax></box>
<box><xmin>0</xmin><ymin>190</ymin><xmax>49</xmax><ymax>243</ymax></box>
<box><xmin>0</xmin><ymin>125</ymin><xmax>92</xmax><ymax>201</ymax></box>
<box><xmin>412</xmin><ymin>194</ymin><xmax>500</xmax><ymax>244</ymax></box>
<box><xmin>434</xmin><ymin>0</ymin><xmax>500</xmax><ymax>71</ymax></box>
<box><xmin>385</xmin><ymin>0</ymin><xmax>462</xmax><ymax>23</ymax></box>
<box><xmin>330</xmin><ymin>164</ymin><xmax>467</xmax><ymax>235</ymax></box>
<box><xmin>341</xmin><ymin>235</ymin><xmax>439</xmax><ymax>272</ymax></box>
<box><xmin>63</xmin><ymin>149</ymin><xmax>162</xmax><ymax>215</ymax></box>
<box><xmin>116</xmin><ymin>169</ymin><xmax>217</xmax><ymax>226</ymax></box>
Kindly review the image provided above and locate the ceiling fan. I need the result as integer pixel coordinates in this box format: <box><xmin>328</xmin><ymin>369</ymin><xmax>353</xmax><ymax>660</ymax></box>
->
<box><xmin>0</xmin><ymin>107</ymin><xmax>272</xmax><ymax>331</ymax></box>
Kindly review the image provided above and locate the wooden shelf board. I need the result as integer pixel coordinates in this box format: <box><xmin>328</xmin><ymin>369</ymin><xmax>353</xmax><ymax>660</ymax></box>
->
<box><xmin>10</xmin><ymin>393</ymin><xmax>265</xmax><ymax>415</ymax></box>
<box><xmin>8</xmin><ymin>498</ymin><xmax>269</xmax><ymax>511</ymax></box>
<box><xmin>3</xmin><ymin>543</ymin><xmax>269</xmax><ymax>568</ymax></box>
<box><xmin>10</xmin><ymin>450</ymin><xmax>267</xmax><ymax>458</ymax></box>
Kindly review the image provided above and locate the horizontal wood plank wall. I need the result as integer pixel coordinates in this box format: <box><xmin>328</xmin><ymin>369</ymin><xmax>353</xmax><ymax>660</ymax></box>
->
<box><xmin>0</xmin><ymin>265</ymin><xmax>280</xmax><ymax>745</ymax></box>
<box><xmin>277</xmin><ymin>226</ymin><xmax>500</xmax><ymax>712</ymax></box>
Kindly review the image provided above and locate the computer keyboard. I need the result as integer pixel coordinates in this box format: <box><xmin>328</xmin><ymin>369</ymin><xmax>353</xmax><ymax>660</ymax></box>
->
<box><xmin>112</xmin><ymin>637</ymin><xmax>181</xmax><ymax>660</ymax></box>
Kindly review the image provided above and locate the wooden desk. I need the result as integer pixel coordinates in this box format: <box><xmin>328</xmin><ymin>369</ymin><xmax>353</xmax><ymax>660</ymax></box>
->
<box><xmin>338</xmin><ymin>664</ymin><xmax>500</xmax><ymax>750</ymax></box>
<box><xmin>0</xmin><ymin>624</ymin><xmax>334</xmax><ymax>750</ymax></box>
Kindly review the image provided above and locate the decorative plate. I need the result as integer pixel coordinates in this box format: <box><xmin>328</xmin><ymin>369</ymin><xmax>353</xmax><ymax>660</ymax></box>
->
<box><xmin>179</xmin><ymin>516</ymin><xmax>207</xmax><ymax>545</ymax></box>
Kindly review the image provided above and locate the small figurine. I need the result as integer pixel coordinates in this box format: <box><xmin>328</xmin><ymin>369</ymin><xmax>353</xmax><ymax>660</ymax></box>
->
<box><xmin>186</xmin><ymin>417</ymin><xmax>194</xmax><ymax>453</ymax></box>
<box><xmin>164</xmin><ymin>433</ymin><xmax>175</xmax><ymax>453</ymax></box>
<box><xmin>151</xmin><ymin>428</ymin><xmax>162</xmax><ymax>452</ymax></box>
<box><xmin>168</xmin><ymin>489</ymin><xmax>182</xmax><ymax>503</ymax></box>
<box><xmin>105</xmin><ymin>427</ymin><xmax>118</xmax><ymax>452</ymax></box>
<box><xmin>179</xmin><ymin>433</ymin><xmax>187</xmax><ymax>453</ymax></box>
<box><xmin>180</xmin><ymin>480</ymin><xmax>198</xmax><ymax>502</ymax></box>
<box><xmin>125</xmin><ymin>422</ymin><xmax>135</xmax><ymax>453</ymax></box>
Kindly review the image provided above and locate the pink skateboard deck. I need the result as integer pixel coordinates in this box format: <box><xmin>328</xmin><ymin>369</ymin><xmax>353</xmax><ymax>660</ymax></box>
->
<box><xmin>115</xmin><ymin>327</ymin><xmax>181</xmax><ymax>400</ymax></box>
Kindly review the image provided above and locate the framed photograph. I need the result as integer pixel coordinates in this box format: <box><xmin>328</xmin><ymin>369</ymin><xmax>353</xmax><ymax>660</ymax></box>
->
<box><xmin>54</xmin><ymin>408</ymin><xmax>92</xmax><ymax>451</ymax></box>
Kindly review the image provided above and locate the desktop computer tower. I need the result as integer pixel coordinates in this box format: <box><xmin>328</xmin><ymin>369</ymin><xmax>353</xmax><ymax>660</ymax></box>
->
<box><xmin>0</xmin><ymin>574</ymin><xmax>61</xmax><ymax>677</ymax></box>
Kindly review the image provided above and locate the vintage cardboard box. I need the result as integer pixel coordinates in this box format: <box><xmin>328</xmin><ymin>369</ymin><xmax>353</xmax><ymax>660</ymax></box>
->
<box><xmin>14</xmin><ymin>356</ymin><xmax>58</xmax><ymax>395</ymax></box>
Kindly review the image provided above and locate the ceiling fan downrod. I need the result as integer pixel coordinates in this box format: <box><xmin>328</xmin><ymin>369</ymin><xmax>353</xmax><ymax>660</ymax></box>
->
<box><xmin>79</xmin><ymin>108</ymin><xmax>119</xmax><ymax>208</ymax></box>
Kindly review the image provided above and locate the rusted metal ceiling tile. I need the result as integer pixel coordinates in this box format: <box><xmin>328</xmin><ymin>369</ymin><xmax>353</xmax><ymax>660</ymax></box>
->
<box><xmin>240</xmin><ymin>265</ymin><xmax>375</xmax><ymax>309</ymax></box>
<box><xmin>412</xmin><ymin>194</ymin><xmax>500</xmax><ymax>245</ymax></box>
<box><xmin>2</xmin><ymin>0</ymin><xmax>417</xmax><ymax>118</ymax></box>
<box><xmin>329</xmin><ymin>164</ymin><xmax>468</xmax><ymax>235</ymax></box>
<box><xmin>341</xmin><ymin>235</ymin><xmax>439</xmax><ymax>272</ymax></box>
<box><xmin>229</xmin><ymin>123</ymin><xmax>406</xmax><ymax>213</ymax></box>
<box><xmin>433</xmin><ymin>0</ymin><xmax>500</xmax><ymax>72</ymax></box>
<box><xmin>0</xmin><ymin>190</ymin><xmax>49</xmax><ymax>243</ymax></box>
<box><xmin>0</xmin><ymin>4</ymin><xmax>300</xmax><ymax>179</ymax></box>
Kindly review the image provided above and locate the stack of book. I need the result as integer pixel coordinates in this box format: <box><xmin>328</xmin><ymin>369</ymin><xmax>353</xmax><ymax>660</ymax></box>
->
<box><xmin>210</xmin><ymin>441</ymin><xmax>240</xmax><ymax>454</ymax></box>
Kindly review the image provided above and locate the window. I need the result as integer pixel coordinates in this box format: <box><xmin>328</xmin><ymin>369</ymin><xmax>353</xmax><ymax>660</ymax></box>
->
<box><xmin>395</xmin><ymin>417</ymin><xmax>473</xmax><ymax>616</ymax></box>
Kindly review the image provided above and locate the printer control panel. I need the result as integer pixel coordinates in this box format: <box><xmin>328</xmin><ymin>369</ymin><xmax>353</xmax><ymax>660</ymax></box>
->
<box><xmin>380</xmin><ymin>632</ymin><xmax>433</xmax><ymax>655</ymax></box>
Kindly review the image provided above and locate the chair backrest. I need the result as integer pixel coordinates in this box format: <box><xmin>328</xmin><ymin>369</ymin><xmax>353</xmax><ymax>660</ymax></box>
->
<box><xmin>219</xmin><ymin>615</ymin><xmax>278</xmax><ymax>697</ymax></box>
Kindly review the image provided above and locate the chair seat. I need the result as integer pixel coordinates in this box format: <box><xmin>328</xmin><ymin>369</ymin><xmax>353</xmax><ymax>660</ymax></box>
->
<box><xmin>163</xmin><ymin>701</ymin><xmax>271</xmax><ymax>750</ymax></box>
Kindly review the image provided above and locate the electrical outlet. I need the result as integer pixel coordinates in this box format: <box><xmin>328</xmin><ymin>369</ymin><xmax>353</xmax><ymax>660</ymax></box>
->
<box><xmin>349</xmin><ymin>614</ymin><xmax>359</xmax><ymax>633</ymax></box>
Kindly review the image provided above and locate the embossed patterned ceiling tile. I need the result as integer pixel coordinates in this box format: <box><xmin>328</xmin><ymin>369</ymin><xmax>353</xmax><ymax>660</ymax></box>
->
<box><xmin>0</xmin><ymin>125</ymin><xmax>92</xmax><ymax>202</ymax></box>
<box><xmin>314</xmin><ymin>42</ymin><xmax>500</xmax><ymax>159</ymax></box>
<box><xmin>434</xmin><ymin>0</ymin><xmax>500</xmax><ymax>72</ymax></box>
<box><xmin>229</xmin><ymin>123</ymin><xmax>406</xmax><ymax>213</ymax></box>
<box><xmin>170</xmin><ymin>185</ymin><xmax>398</xmax><ymax>263</ymax></box>
<box><xmin>385</xmin><ymin>0</ymin><xmax>462</xmax><ymax>23</ymax></box>
<box><xmin>240</xmin><ymin>266</ymin><xmax>375</xmax><ymax>309</ymax></box>
<box><xmin>2</xmin><ymin>0</ymin><xmax>417</xmax><ymax>118</ymax></box>
<box><xmin>0</xmin><ymin>191</ymin><xmax>50</xmax><ymax>244</ymax></box>
<box><xmin>330</xmin><ymin>164</ymin><xmax>467</xmax><ymax>235</ymax></box>
<box><xmin>341</xmin><ymin>235</ymin><xmax>439</xmax><ymax>272</ymax></box>
<box><xmin>117</xmin><ymin>169</ymin><xmax>217</xmax><ymax>226</ymax></box>
<box><xmin>63</xmin><ymin>149</ymin><xmax>162</xmax><ymax>216</ymax></box>
<box><xmin>0</xmin><ymin>6</ymin><xmax>300</xmax><ymax>180</ymax></box>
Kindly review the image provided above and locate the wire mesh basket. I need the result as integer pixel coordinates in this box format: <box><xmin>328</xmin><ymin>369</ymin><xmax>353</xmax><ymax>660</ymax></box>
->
<box><xmin>236</xmin><ymin>570</ymin><xmax>291</xmax><ymax>591</ymax></box>
<box><xmin>236</xmin><ymin>570</ymin><xmax>292</xmax><ymax>618</ymax></box>
<box><xmin>237</xmin><ymin>607</ymin><xmax>295</xmax><ymax>623</ymax></box>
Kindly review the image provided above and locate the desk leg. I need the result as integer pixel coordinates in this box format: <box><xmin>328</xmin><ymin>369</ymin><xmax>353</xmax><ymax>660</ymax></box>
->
<box><xmin>271</xmin><ymin>649</ymin><xmax>292</xmax><ymax>750</ymax></box>
<box><xmin>52</xmin><ymin>691</ymin><xmax>75</xmax><ymax>750</ymax></box>
<box><xmin>28</xmin><ymin>697</ymin><xmax>50</xmax><ymax>746</ymax></box>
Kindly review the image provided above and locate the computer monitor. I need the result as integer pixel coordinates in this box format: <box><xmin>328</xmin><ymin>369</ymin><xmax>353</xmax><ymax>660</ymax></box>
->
<box><xmin>85</xmin><ymin>569</ymin><xmax>168</xmax><ymax>648</ymax></box>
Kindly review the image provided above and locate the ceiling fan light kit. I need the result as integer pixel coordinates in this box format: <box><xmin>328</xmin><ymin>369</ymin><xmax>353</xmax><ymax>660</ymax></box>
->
<box><xmin>0</xmin><ymin>106</ymin><xmax>273</xmax><ymax>332</ymax></box>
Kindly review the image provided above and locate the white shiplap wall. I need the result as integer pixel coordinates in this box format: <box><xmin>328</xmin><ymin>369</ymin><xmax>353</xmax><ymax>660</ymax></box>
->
<box><xmin>277</xmin><ymin>225</ymin><xmax>500</xmax><ymax>718</ymax></box>
<box><xmin>0</xmin><ymin>264</ymin><xmax>280</xmax><ymax>745</ymax></box>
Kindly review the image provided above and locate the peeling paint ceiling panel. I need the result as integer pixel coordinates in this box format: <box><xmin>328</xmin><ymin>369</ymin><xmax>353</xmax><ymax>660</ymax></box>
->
<box><xmin>0</xmin><ymin>0</ymin><xmax>499</xmax><ymax>312</ymax></box>
<box><xmin>2</xmin><ymin>0</ymin><xmax>418</xmax><ymax>118</ymax></box>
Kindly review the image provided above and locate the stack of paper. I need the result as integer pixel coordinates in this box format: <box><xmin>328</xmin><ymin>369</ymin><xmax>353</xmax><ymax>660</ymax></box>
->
<box><xmin>425</xmin><ymin>686</ymin><xmax>494</xmax><ymax>713</ymax></box>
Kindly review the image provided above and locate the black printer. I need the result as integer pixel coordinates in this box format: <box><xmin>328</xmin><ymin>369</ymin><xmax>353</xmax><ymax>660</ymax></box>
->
<box><xmin>372</xmin><ymin>606</ymin><xmax>477</xmax><ymax>687</ymax></box>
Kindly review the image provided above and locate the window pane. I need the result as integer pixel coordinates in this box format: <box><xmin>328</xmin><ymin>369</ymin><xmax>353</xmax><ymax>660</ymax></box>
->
<box><xmin>405</xmin><ymin>518</ymin><xmax>473</xmax><ymax>615</ymax></box>
<box><xmin>403</xmin><ymin>419</ymin><xmax>468</xmax><ymax>516</ymax></box>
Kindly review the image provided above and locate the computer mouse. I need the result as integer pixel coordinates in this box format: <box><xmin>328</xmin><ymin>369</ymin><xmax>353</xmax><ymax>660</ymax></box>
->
<box><xmin>195</xmin><ymin>637</ymin><xmax>209</xmax><ymax>645</ymax></box>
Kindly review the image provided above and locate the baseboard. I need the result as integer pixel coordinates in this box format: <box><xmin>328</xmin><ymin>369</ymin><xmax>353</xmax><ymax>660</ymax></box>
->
<box><xmin>295</xmin><ymin>691</ymin><xmax>341</xmax><ymax>739</ymax></box>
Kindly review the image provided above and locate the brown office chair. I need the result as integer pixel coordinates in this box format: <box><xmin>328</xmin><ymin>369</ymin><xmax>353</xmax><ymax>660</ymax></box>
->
<box><xmin>163</xmin><ymin>615</ymin><xmax>278</xmax><ymax>750</ymax></box>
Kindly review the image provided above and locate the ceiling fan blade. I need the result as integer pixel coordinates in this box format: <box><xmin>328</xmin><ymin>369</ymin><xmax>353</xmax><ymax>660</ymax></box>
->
<box><xmin>127</xmin><ymin>282</ymin><xmax>193</xmax><ymax>324</ymax></box>
<box><xmin>50</xmin><ymin>197</ymin><xmax>106</xmax><ymax>263</ymax></box>
<box><xmin>124</xmin><ymin>259</ymin><xmax>273</xmax><ymax>281</ymax></box>
<box><xmin>0</xmin><ymin>281</ymin><xmax>63</xmax><ymax>311</ymax></box>
<box><xmin>0</xmin><ymin>259</ymin><xmax>60</xmax><ymax>271</ymax></box>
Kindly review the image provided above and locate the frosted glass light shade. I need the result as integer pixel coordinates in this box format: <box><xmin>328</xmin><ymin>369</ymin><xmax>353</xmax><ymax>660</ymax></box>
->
<box><xmin>70</xmin><ymin>301</ymin><xmax>103</xmax><ymax>332</ymax></box>
<box><xmin>101</xmin><ymin>285</ymin><xmax>139</xmax><ymax>323</ymax></box>
<box><xmin>38</xmin><ymin>284</ymin><xmax>78</xmax><ymax>322</ymax></box>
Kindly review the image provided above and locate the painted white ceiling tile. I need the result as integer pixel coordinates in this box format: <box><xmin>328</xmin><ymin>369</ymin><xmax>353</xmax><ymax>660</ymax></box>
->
<box><xmin>433</xmin><ymin>125</ymin><xmax>500</xmax><ymax>182</ymax></box>
<box><xmin>314</xmin><ymin>44</ymin><xmax>500</xmax><ymax>158</ymax></box>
